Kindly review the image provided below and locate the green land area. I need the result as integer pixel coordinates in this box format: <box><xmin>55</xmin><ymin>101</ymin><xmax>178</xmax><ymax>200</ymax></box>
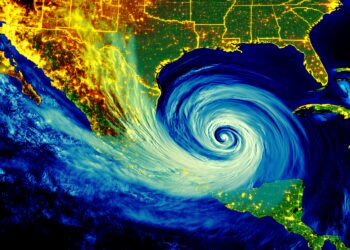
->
<box><xmin>216</xmin><ymin>179</ymin><xmax>349</xmax><ymax>250</ymax></box>
<box><xmin>294</xmin><ymin>103</ymin><xmax>350</xmax><ymax>119</ymax></box>
<box><xmin>141</xmin><ymin>0</ymin><xmax>342</xmax><ymax>85</ymax></box>
<box><xmin>1</xmin><ymin>0</ymin><xmax>343</xmax><ymax>133</ymax></box>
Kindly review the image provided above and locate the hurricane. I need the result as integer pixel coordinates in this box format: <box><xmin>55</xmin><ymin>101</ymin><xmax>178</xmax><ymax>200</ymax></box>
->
<box><xmin>0</xmin><ymin>31</ymin><xmax>306</xmax><ymax>202</ymax></box>
<box><xmin>67</xmin><ymin>35</ymin><xmax>307</xmax><ymax>197</ymax></box>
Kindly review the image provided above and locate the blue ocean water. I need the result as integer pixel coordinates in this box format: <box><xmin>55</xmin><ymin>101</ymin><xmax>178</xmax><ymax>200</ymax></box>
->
<box><xmin>0</xmin><ymin>3</ymin><xmax>350</xmax><ymax>249</ymax></box>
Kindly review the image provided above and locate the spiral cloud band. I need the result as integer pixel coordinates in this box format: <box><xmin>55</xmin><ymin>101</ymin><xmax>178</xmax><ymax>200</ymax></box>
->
<box><xmin>86</xmin><ymin>44</ymin><xmax>310</xmax><ymax>197</ymax></box>
<box><xmin>153</xmin><ymin>64</ymin><xmax>307</xmax><ymax>195</ymax></box>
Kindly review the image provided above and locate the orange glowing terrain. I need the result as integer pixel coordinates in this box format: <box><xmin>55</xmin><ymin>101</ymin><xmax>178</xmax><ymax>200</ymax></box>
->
<box><xmin>0</xmin><ymin>0</ymin><xmax>342</xmax><ymax>135</ymax></box>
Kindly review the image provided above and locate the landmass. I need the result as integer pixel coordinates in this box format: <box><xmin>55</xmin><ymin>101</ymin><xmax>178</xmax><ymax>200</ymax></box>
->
<box><xmin>0</xmin><ymin>0</ymin><xmax>342</xmax><ymax>134</ymax></box>
<box><xmin>294</xmin><ymin>103</ymin><xmax>350</xmax><ymax>119</ymax></box>
<box><xmin>216</xmin><ymin>179</ymin><xmax>349</xmax><ymax>250</ymax></box>
<box><xmin>0</xmin><ymin>38</ymin><xmax>41</xmax><ymax>104</ymax></box>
